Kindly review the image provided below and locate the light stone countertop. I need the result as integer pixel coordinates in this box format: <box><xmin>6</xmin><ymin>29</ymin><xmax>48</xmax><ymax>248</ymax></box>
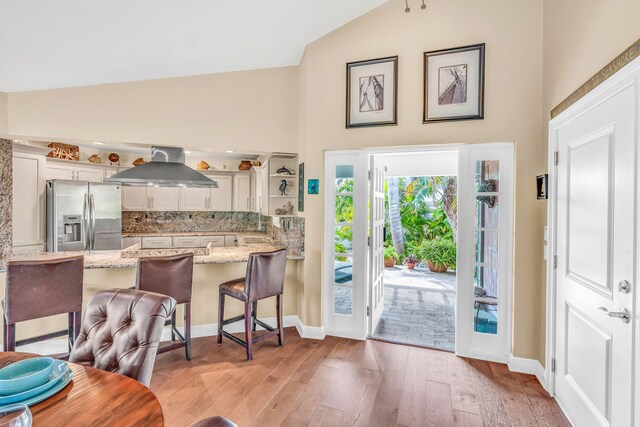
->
<box><xmin>1</xmin><ymin>242</ymin><xmax>303</xmax><ymax>272</ymax></box>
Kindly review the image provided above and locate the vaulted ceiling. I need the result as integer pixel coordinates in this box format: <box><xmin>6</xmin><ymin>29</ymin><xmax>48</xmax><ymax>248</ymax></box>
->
<box><xmin>0</xmin><ymin>0</ymin><xmax>388</xmax><ymax>92</ymax></box>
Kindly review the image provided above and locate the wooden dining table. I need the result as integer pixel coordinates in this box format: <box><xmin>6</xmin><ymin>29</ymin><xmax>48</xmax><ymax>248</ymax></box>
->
<box><xmin>0</xmin><ymin>352</ymin><xmax>164</xmax><ymax>426</ymax></box>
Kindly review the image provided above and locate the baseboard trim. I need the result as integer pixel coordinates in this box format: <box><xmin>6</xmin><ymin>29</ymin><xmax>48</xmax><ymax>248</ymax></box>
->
<box><xmin>508</xmin><ymin>354</ymin><xmax>547</xmax><ymax>392</ymax></box>
<box><xmin>456</xmin><ymin>349</ymin><xmax>510</xmax><ymax>364</ymax></box>
<box><xmin>10</xmin><ymin>315</ymin><xmax>324</xmax><ymax>355</ymax></box>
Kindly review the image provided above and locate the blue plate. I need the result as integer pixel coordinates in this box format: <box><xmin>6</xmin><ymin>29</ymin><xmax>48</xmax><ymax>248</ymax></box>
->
<box><xmin>0</xmin><ymin>361</ymin><xmax>69</xmax><ymax>405</ymax></box>
<box><xmin>0</xmin><ymin>357</ymin><xmax>55</xmax><ymax>395</ymax></box>
<box><xmin>11</xmin><ymin>368</ymin><xmax>73</xmax><ymax>408</ymax></box>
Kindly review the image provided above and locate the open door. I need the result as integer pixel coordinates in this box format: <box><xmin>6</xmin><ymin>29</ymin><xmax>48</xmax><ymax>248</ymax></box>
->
<box><xmin>368</xmin><ymin>155</ymin><xmax>386</xmax><ymax>335</ymax></box>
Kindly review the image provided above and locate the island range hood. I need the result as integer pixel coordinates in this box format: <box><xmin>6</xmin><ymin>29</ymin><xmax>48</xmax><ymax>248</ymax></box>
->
<box><xmin>104</xmin><ymin>146</ymin><xmax>218</xmax><ymax>187</ymax></box>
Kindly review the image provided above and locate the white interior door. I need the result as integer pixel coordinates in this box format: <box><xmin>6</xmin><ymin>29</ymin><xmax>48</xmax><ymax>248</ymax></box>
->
<box><xmin>368</xmin><ymin>155</ymin><xmax>385</xmax><ymax>334</ymax></box>
<box><xmin>324</xmin><ymin>151</ymin><xmax>368</xmax><ymax>340</ymax></box>
<box><xmin>457</xmin><ymin>144</ymin><xmax>514</xmax><ymax>361</ymax></box>
<box><xmin>552</xmin><ymin>74</ymin><xmax>636</xmax><ymax>427</ymax></box>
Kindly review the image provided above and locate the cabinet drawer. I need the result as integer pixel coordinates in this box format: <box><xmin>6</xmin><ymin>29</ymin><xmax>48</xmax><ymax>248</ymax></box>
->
<box><xmin>141</xmin><ymin>236</ymin><xmax>173</xmax><ymax>248</ymax></box>
<box><xmin>224</xmin><ymin>235</ymin><xmax>237</xmax><ymax>247</ymax></box>
<box><xmin>200</xmin><ymin>236</ymin><xmax>225</xmax><ymax>247</ymax></box>
<box><xmin>173</xmin><ymin>236</ymin><xmax>203</xmax><ymax>248</ymax></box>
<box><xmin>122</xmin><ymin>237</ymin><xmax>142</xmax><ymax>249</ymax></box>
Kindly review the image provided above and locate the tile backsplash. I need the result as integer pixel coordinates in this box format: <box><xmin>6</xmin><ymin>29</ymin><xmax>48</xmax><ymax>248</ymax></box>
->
<box><xmin>122</xmin><ymin>211</ymin><xmax>305</xmax><ymax>257</ymax></box>
<box><xmin>122</xmin><ymin>211</ymin><xmax>270</xmax><ymax>233</ymax></box>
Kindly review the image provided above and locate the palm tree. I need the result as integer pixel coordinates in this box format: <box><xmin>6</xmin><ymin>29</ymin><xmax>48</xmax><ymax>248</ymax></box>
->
<box><xmin>406</xmin><ymin>176</ymin><xmax>458</xmax><ymax>241</ymax></box>
<box><xmin>387</xmin><ymin>177</ymin><xmax>405</xmax><ymax>254</ymax></box>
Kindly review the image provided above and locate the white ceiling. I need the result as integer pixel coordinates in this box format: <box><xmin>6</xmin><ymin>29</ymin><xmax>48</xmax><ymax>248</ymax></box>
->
<box><xmin>0</xmin><ymin>0</ymin><xmax>388</xmax><ymax>92</ymax></box>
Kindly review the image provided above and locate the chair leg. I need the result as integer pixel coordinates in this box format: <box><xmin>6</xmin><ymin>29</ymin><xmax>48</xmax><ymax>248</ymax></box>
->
<box><xmin>276</xmin><ymin>294</ymin><xmax>284</xmax><ymax>347</ymax></box>
<box><xmin>2</xmin><ymin>317</ymin><xmax>7</xmax><ymax>352</ymax></box>
<box><xmin>184</xmin><ymin>303</ymin><xmax>192</xmax><ymax>361</ymax></box>
<box><xmin>252</xmin><ymin>301</ymin><xmax>257</xmax><ymax>332</ymax></box>
<box><xmin>74</xmin><ymin>310</ymin><xmax>81</xmax><ymax>344</ymax></box>
<box><xmin>244</xmin><ymin>302</ymin><xmax>253</xmax><ymax>361</ymax></box>
<box><xmin>217</xmin><ymin>291</ymin><xmax>225</xmax><ymax>344</ymax></box>
<box><xmin>171</xmin><ymin>311</ymin><xmax>177</xmax><ymax>341</ymax></box>
<box><xmin>67</xmin><ymin>312</ymin><xmax>74</xmax><ymax>353</ymax></box>
<box><xmin>5</xmin><ymin>323</ymin><xmax>15</xmax><ymax>352</ymax></box>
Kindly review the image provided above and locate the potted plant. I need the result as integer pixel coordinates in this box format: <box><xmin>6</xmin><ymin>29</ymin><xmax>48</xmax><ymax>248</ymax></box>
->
<box><xmin>418</xmin><ymin>239</ymin><xmax>457</xmax><ymax>273</ymax></box>
<box><xmin>404</xmin><ymin>254</ymin><xmax>419</xmax><ymax>270</ymax></box>
<box><xmin>384</xmin><ymin>246</ymin><xmax>399</xmax><ymax>268</ymax></box>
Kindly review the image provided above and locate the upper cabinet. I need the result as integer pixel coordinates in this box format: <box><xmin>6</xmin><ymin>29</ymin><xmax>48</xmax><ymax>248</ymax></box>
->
<box><xmin>46</xmin><ymin>161</ymin><xmax>105</xmax><ymax>182</ymax></box>
<box><xmin>122</xmin><ymin>186</ymin><xmax>180</xmax><ymax>211</ymax></box>
<box><xmin>233</xmin><ymin>174</ymin><xmax>251</xmax><ymax>212</ymax></box>
<box><xmin>179</xmin><ymin>175</ymin><xmax>232</xmax><ymax>211</ymax></box>
<box><xmin>13</xmin><ymin>148</ymin><xmax>47</xmax><ymax>249</ymax></box>
<box><xmin>210</xmin><ymin>175</ymin><xmax>232</xmax><ymax>211</ymax></box>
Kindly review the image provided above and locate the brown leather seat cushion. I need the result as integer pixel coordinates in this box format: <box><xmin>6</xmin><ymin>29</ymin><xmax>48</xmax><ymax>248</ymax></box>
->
<box><xmin>219</xmin><ymin>278</ymin><xmax>248</xmax><ymax>302</ymax></box>
<box><xmin>70</xmin><ymin>288</ymin><xmax>176</xmax><ymax>387</ymax></box>
<box><xmin>191</xmin><ymin>416</ymin><xmax>237</xmax><ymax>427</ymax></box>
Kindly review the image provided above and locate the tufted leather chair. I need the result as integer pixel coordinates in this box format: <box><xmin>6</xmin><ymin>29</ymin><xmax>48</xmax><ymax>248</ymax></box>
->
<box><xmin>135</xmin><ymin>253</ymin><xmax>194</xmax><ymax>360</ymax></box>
<box><xmin>217</xmin><ymin>249</ymin><xmax>287</xmax><ymax>360</ymax></box>
<box><xmin>3</xmin><ymin>255</ymin><xmax>84</xmax><ymax>354</ymax></box>
<box><xmin>70</xmin><ymin>288</ymin><xmax>176</xmax><ymax>387</ymax></box>
<box><xmin>191</xmin><ymin>416</ymin><xmax>237</xmax><ymax>427</ymax></box>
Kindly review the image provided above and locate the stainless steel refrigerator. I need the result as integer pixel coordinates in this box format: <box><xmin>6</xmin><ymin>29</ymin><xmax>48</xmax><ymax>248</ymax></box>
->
<box><xmin>46</xmin><ymin>180</ymin><xmax>122</xmax><ymax>251</ymax></box>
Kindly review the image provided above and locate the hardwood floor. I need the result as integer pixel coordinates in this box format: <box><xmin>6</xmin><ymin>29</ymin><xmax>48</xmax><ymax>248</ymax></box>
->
<box><xmin>150</xmin><ymin>327</ymin><xmax>569</xmax><ymax>427</ymax></box>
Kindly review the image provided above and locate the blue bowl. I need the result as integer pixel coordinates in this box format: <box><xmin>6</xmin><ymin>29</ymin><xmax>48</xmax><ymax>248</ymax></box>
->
<box><xmin>0</xmin><ymin>357</ymin><xmax>55</xmax><ymax>396</ymax></box>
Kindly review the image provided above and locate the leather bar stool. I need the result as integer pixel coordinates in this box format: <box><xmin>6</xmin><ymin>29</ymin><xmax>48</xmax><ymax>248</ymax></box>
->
<box><xmin>70</xmin><ymin>288</ymin><xmax>176</xmax><ymax>387</ymax></box>
<box><xmin>3</xmin><ymin>255</ymin><xmax>84</xmax><ymax>355</ymax></box>
<box><xmin>217</xmin><ymin>249</ymin><xmax>287</xmax><ymax>361</ymax></box>
<box><xmin>135</xmin><ymin>253</ymin><xmax>194</xmax><ymax>360</ymax></box>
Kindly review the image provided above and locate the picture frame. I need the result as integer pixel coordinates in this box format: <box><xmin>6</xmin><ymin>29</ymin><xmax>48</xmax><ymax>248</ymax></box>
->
<box><xmin>537</xmin><ymin>174</ymin><xmax>548</xmax><ymax>200</ymax></box>
<box><xmin>423</xmin><ymin>43</ymin><xmax>485</xmax><ymax>123</ymax></box>
<box><xmin>308</xmin><ymin>179</ymin><xmax>319</xmax><ymax>195</ymax></box>
<box><xmin>346</xmin><ymin>56</ymin><xmax>398</xmax><ymax>128</ymax></box>
<box><xmin>298</xmin><ymin>163</ymin><xmax>305</xmax><ymax>212</ymax></box>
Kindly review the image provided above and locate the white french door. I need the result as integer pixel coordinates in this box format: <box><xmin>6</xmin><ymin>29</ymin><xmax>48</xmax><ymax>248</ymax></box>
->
<box><xmin>324</xmin><ymin>151</ymin><xmax>368</xmax><ymax>340</ymax></box>
<box><xmin>457</xmin><ymin>144</ymin><xmax>514</xmax><ymax>361</ymax></box>
<box><xmin>550</xmin><ymin>64</ymin><xmax>637</xmax><ymax>427</ymax></box>
<box><xmin>368</xmin><ymin>155</ymin><xmax>386</xmax><ymax>334</ymax></box>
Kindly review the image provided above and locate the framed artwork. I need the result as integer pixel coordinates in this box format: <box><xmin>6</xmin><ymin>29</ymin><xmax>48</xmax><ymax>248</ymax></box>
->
<box><xmin>423</xmin><ymin>43</ymin><xmax>485</xmax><ymax>123</ymax></box>
<box><xmin>308</xmin><ymin>179</ymin><xmax>319</xmax><ymax>195</ymax></box>
<box><xmin>537</xmin><ymin>174</ymin><xmax>548</xmax><ymax>200</ymax></box>
<box><xmin>346</xmin><ymin>56</ymin><xmax>398</xmax><ymax>128</ymax></box>
<box><xmin>298</xmin><ymin>163</ymin><xmax>305</xmax><ymax>212</ymax></box>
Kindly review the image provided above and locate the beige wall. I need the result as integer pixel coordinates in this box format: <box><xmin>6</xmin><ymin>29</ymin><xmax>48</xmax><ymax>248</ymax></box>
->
<box><xmin>7</xmin><ymin>67</ymin><xmax>299</xmax><ymax>154</ymax></box>
<box><xmin>297</xmin><ymin>0</ymin><xmax>545</xmax><ymax>360</ymax></box>
<box><xmin>540</xmin><ymin>0</ymin><xmax>640</xmax><ymax>363</ymax></box>
<box><xmin>0</xmin><ymin>92</ymin><xmax>7</xmax><ymax>134</ymax></box>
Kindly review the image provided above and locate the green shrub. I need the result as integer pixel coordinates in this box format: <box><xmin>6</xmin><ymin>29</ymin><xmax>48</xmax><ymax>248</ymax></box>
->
<box><xmin>418</xmin><ymin>239</ymin><xmax>457</xmax><ymax>269</ymax></box>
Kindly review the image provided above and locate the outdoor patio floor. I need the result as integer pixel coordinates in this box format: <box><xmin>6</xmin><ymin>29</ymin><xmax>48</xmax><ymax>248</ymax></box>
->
<box><xmin>334</xmin><ymin>265</ymin><xmax>456</xmax><ymax>352</ymax></box>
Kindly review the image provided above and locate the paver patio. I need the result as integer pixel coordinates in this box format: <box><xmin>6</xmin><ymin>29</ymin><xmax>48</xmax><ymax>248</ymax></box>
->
<box><xmin>334</xmin><ymin>265</ymin><xmax>456</xmax><ymax>351</ymax></box>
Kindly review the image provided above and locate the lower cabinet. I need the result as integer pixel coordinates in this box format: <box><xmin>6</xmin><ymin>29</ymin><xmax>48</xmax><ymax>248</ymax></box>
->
<box><xmin>13</xmin><ymin>151</ymin><xmax>46</xmax><ymax>249</ymax></box>
<box><xmin>141</xmin><ymin>236</ymin><xmax>173</xmax><ymax>248</ymax></box>
<box><xmin>200</xmin><ymin>236</ymin><xmax>225</xmax><ymax>247</ymax></box>
<box><xmin>173</xmin><ymin>236</ymin><xmax>202</xmax><ymax>248</ymax></box>
<box><xmin>132</xmin><ymin>235</ymin><xmax>236</xmax><ymax>249</ymax></box>
<box><xmin>122</xmin><ymin>237</ymin><xmax>142</xmax><ymax>249</ymax></box>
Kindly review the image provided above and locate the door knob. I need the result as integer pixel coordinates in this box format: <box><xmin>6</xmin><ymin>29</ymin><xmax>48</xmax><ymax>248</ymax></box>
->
<box><xmin>618</xmin><ymin>280</ymin><xmax>631</xmax><ymax>293</ymax></box>
<box><xmin>598</xmin><ymin>307</ymin><xmax>630</xmax><ymax>323</ymax></box>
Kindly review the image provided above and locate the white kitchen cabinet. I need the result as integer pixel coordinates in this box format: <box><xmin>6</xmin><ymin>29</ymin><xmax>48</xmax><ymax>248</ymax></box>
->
<box><xmin>122</xmin><ymin>236</ymin><xmax>142</xmax><ymax>248</ymax></box>
<box><xmin>224</xmin><ymin>235</ymin><xmax>237</xmax><ymax>247</ymax></box>
<box><xmin>122</xmin><ymin>187</ymin><xmax>180</xmax><ymax>211</ymax></box>
<box><xmin>122</xmin><ymin>187</ymin><xmax>150</xmax><ymax>211</ymax></box>
<box><xmin>148</xmin><ymin>187</ymin><xmax>180</xmax><ymax>211</ymax></box>
<box><xmin>173</xmin><ymin>236</ymin><xmax>202</xmax><ymax>248</ymax></box>
<box><xmin>76</xmin><ymin>167</ymin><xmax>105</xmax><ymax>182</ymax></box>
<box><xmin>201</xmin><ymin>236</ymin><xmax>225</xmax><ymax>247</ymax></box>
<box><xmin>13</xmin><ymin>151</ymin><xmax>47</xmax><ymax>248</ymax></box>
<box><xmin>141</xmin><ymin>236</ymin><xmax>173</xmax><ymax>248</ymax></box>
<box><xmin>210</xmin><ymin>175</ymin><xmax>232</xmax><ymax>211</ymax></box>
<box><xmin>46</xmin><ymin>163</ymin><xmax>75</xmax><ymax>180</ymax></box>
<box><xmin>233</xmin><ymin>174</ymin><xmax>251</xmax><ymax>212</ymax></box>
<box><xmin>46</xmin><ymin>162</ymin><xmax>105</xmax><ymax>182</ymax></box>
<box><xmin>180</xmin><ymin>187</ymin><xmax>209</xmax><ymax>211</ymax></box>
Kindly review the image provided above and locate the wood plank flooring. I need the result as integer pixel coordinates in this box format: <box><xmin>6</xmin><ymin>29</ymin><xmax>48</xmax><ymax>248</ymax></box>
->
<box><xmin>150</xmin><ymin>327</ymin><xmax>569</xmax><ymax>427</ymax></box>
